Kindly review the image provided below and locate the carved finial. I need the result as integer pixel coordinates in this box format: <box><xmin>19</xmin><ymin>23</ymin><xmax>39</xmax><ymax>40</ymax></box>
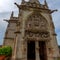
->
<box><xmin>22</xmin><ymin>0</ymin><xmax>25</xmax><ymax>4</ymax></box>
<box><xmin>10</xmin><ymin>11</ymin><xmax>14</xmax><ymax>18</ymax></box>
<box><xmin>29</xmin><ymin>0</ymin><xmax>40</xmax><ymax>4</ymax></box>
<box><xmin>44</xmin><ymin>0</ymin><xmax>48</xmax><ymax>8</ymax></box>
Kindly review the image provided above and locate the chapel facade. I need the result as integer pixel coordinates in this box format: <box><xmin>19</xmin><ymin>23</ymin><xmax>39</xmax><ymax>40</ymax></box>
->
<box><xmin>3</xmin><ymin>0</ymin><xmax>59</xmax><ymax>60</ymax></box>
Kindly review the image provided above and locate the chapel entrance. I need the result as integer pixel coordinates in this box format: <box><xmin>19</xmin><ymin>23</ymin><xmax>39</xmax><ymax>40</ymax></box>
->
<box><xmin>39</xmin><ymin>41</ymin><xmax>47</xmax><ymax>60</ymax></box>
<box><xmin>27</xmin><ymin>41</ymin><xmax>35</xmax><ymax>60</ymax></box>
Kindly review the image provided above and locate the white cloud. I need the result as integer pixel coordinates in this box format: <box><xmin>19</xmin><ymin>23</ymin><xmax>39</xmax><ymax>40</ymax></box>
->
<box><xmin>0</xmin><ymin>0</ymin><xmax>20</xmax><ymax>12</ymax></box>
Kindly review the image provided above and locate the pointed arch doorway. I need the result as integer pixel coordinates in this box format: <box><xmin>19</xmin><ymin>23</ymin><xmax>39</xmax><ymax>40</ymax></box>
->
<box><xmin>27</xmin><ymin>41</ymin><xmax>35</xmax><ymax>60</ymax></box>
<box><xmin>39</xmin><ymin>41</ymin><xmax>47</xmax><ymax>60</ymax></box>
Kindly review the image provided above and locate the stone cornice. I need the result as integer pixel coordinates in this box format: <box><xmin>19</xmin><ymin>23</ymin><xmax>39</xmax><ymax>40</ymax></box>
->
<box><xmin>9</xmin><ymin>20</ymin><xmax>18</xmax><ymax>22</ymax></box>
<box><xmin>19</xmin><ymin>4</ymin><xmax>51</xmax><ymax>13</ymax></box>
<box><xmin>4</xmin><ymin>20</ymin><xmax>18</xmax><ymax>23</ymax></box>
<box><xmin>8</xmin><ymin>20</ymin><xmax>18</xmax><ymax>23</ymax></box>
<box><xmin>4</xmin><ymin>37</ymin><xmax>14</xmax><ymax>40</ymax></box>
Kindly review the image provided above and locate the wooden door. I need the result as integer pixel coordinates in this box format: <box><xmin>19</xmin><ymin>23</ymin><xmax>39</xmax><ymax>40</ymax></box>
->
<box><xmin>39</xmin><ymin>41</ymin><xmax>47</xmax><ymax>60</ymax></box>
<box><xmin>27</xmin><ymin>41</ymin><xmax>35</xmax><ymax>60</ymax></box>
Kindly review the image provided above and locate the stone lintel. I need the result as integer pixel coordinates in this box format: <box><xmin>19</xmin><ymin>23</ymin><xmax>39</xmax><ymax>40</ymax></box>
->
<box><xmin>25</xmin><ymin>37</ymin><xmax>51</xmax><ymax>42</ymax></box>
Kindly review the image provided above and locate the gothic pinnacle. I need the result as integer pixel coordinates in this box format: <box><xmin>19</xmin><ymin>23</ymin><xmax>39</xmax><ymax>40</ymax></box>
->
<box><xmin>10</xmin><ymin>11</ymin><xmax>14</xmax><ymax>18</ymax></box>
<box><xmin>22</xmin><ymin>0</ymin><xmax>25</xmax><ymax>4</ymax></box>
<box><xmin>44</xmin><ymin>0</ymin><xmax>48</xmax><ymax>8</ymax></box>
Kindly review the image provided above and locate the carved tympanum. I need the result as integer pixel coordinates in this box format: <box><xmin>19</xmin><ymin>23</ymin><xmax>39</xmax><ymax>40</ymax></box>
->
<box><xmin>25</xmin><ymin>12</ymin><xmax>48</xmax><ymax>30</ymax></box>
<box><xmin>25</xmin><ymin>12</ymin><xmax>49</xmax><ymax>40</ymax></box>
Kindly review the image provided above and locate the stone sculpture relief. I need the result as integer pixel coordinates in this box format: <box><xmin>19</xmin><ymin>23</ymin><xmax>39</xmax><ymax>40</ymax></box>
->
<box><xmin>25</xmin><ymin>13</ymin><xmax>49</xmax><ymax>40</ymax></box>
<box><xmin>26</xmin><ymin>13</ymin><xmax>48</xmax><ymax>30</ymax></box>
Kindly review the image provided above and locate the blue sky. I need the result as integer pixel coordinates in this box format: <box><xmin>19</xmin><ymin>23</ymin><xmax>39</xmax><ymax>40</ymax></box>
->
<box><xmin>0</xmin><ymin>0</ymin><xmax>60</xmax><ymax>45</ymax></box>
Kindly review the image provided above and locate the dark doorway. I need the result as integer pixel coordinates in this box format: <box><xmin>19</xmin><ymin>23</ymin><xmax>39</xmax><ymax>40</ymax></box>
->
<box><xmin>27</xmin><ymin>41</ymin><xmax>35</xmax><ymax>60</ymax></box>
<box><xmin>39</xmin><ymin>41</ymin><xmax>47</xmax><ymax>60</ymax></box>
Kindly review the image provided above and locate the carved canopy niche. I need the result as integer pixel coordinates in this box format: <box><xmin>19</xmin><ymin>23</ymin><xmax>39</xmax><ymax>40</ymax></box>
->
<box><xmin>25</xmin><ymin>12</ymin><xmax>48</xmax><ymax>31</ymax></box>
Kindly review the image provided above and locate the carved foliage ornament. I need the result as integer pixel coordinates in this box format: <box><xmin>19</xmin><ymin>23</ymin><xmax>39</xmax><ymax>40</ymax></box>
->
<box><xmin>25</xmin><ymin>32</ymin><xmax>49</xmax><ymax>39</ymax></box>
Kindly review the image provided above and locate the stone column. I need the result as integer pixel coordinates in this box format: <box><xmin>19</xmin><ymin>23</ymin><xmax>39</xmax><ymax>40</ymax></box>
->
<box><xmin>11</xmin><ymin>33</ymin><xmax>18</xmax><ymax>60</ymax></box>
<box><xmin>35</xmin><ymin>41</ymin><xmax>40</xmax><ymax>60</ymax></box>
<box><xmin>11</xmin><ymin>21</ymin><xmax>24</xmax><ymax>59</ymax></box>
<box><xmin>16</xmin><ymin>33</ymin><xmax>26</xmax><ymax>60</ymax></box>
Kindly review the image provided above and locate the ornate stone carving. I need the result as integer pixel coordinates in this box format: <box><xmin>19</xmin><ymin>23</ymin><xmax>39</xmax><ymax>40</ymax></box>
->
<box><xmin>25</xmin><ymin>12</ymin><xmax>48</xmax><ymax>31</ymax></box>
<box><xmin>25</xmin><ymin>31</ymin><xmax>50</xmax><ymax>41</ymax></box>
<box><xmin>25</xmin><ymin>13</ymin><xmax>49</xmax><ymax>41</ymax></box>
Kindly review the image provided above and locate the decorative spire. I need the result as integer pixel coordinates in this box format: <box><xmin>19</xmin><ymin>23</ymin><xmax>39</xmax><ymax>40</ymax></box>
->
<box><xmin>29</xmin><ymin>0</ymin><xmax>40</xmax><ymax>4</ymax></box>
<box><xmin>44</xmin><ymin>0</ymin><xmax>48</xmax><ymax>8</ymax></box>
<box><xmin>10</xmin><ymin>11</ymin><xmax>14</xmax><ymax>18</ymax></box>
